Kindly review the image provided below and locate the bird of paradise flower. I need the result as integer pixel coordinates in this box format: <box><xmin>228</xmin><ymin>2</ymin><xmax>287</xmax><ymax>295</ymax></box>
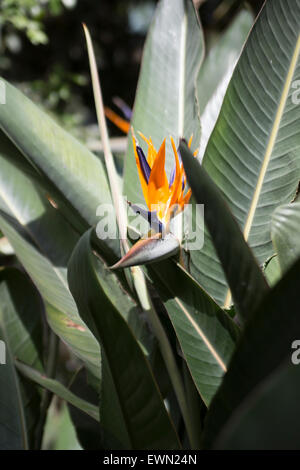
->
<box><xmin>106</xmin><ymin>101</ymin><xmax>197</xmax><ymax>268</ymax></box>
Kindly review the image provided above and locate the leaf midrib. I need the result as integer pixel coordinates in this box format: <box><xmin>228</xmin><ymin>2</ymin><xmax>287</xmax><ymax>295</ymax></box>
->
<box><xmin>174</xmin><ymin>296</ymin><xmax>227</xmax><ymax>373</ymax></box>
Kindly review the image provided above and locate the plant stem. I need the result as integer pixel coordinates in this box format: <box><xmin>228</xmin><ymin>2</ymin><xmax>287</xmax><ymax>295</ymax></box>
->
<box><xmin>34</xmin><ymin>329</ymin><xmax>59</xmax><ymax>449</ymax></box>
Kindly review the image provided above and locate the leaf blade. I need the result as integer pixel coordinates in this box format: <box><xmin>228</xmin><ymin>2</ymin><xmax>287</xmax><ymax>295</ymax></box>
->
<box><xmin>68</xmin><ymin>229</ymin><xmax>181</xmax><ymax>450</ymax></box>
<box><xmin>192</xmin><ymin>0</ymin><xmax>300</xmax><ymax>306</ymax></box>
<box><xmin>180</xmin><ymin>141</ymin><xmax>269</xmax><ymax>321</ymax></box>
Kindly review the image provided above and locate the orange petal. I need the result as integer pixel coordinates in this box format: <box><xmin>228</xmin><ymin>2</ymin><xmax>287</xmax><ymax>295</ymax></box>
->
<box><xmin>169</xmin><ymin>137</ymin><xmax>183</xmax><ymax>209</ymax></box>
<box><xmin>138</xmin><ymin>132</ymin><xmax>157</xmax><ymax>168</ymax></box>
<box><xmin>148</xmin><ymin>139</ymin><xmax>169</xmax><ymax>210</ymax></box>
<box><xmin>105</xmin><ymin>107</ymin><xmax>130</xmax><ymax>134</ymax></box>
<box><xmin>179</xmin><ymin>188</ymin><xmax>192</xmax><ymax>209</ymax></box>
<box><xmin>147</xmin><ymin>138</ymin><xmax>157</xmax><ymax>168</ymax></box>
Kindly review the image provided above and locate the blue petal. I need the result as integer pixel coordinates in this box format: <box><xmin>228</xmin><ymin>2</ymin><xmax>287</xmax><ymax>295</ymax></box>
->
<box><xmin>128</xmin><ymin>202</ymin><xmax>163</xmax><ymax>233</ymax></box>
<box><xmin>177</xmin><ymin>147</ymin><xmax>182</xmax><ymax>164</ymax></box>
<box><xmin>136</xmin><ymin>146</ymin><xmax>151</xmax><ymax>182</ymax></box>
<box><xmin>169</xmin><ymin>147</ymin><xmax>185</xmax><ymax>189</ymax></box>
<box><xmin>113</xmin><ymin>97</ymin><xmax>133</xmax><ymax>120</ymax></box>
<box><xmin>169</xmin><ymin>166</ymin><xmax>176</xmax><ymax>188</ymax></box>
<box><xmin>177</xmin><ymin>147</ymin><xmax>186</xmax><ymax>189</ymax></box>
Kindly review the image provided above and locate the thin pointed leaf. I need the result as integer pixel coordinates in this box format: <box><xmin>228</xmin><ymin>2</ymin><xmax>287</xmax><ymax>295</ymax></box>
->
<box><xmin>16</xmin><ymin>361</ymin><xmax>99</xmax><ymax>423</ymax></box>
<box><xmin>83</xmin><ymin>23</ymin><xmax>127</xmax><ymax>245</ymax></box>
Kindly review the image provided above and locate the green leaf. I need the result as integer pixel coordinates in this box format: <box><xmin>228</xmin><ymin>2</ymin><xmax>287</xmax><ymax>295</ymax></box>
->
<box><xmin>68</xmin><ymin>229</ymin><xmax>181</xmax><ymax>450</ymax></box>
<box><xmin>0</xmin><ymin>134</ymin><xmax>101</xmax><ymax>379</ymax></box>
<box><xmin>67</xmin><ymin>369</ymin><xmax>102</xmax><ymax>450</ymax></box>
<box><xmin>180</xmin><ymin>141</ymin><xmax>269</xmax><ymax>321</ymax></box>
<box><xmin>272</xmin><ymin>202</ymin><xmax>300</xmax><ymax>273</ymax></box>
<box><xmin>0</xmin><ymin>325</ymin><xmax>28</xmax><ymax>449</ymax></box>
<box><xmin>0</xmin><ymin>268</ymin><xmax>44</xmax><ymax>371</ymax></box>
<box><xmin>147</xmin><ymin>259</ymin><xmax>239</xmax><ymax>406</ymax></box>
<box><xmin>124</xmin><ymin>0</ymin><xmax>204</xmax><ymax>206</ymax></box>
<box><xmin>214</xmin><ymin>360</ymin><xmax>300</xmax><ymax>449</ymax></box>
<box><xmin>42</xmin><ymin>401</ymin><xmax>82</xmax><ymax>450</ymax></box>
<box><xmin>0</xmin><ymin>268</ymin><xmax>45</xmax><ymax>449</ymax></box>
<box><xmin>198</xmin><ymin>10</ymin><xmax>254</xmax><ymax>159</ymax></box>
<box><xmin>191</xmin><ymin>0</ymin><xmax>300</xmax><ymax>307</ymax></box>
<box><xmin>16</xmin><ymin>361</ymin><xmax>99</xmax><ymax>423</ymax></box>
<box><xmin>202</xmin><ymin>256</ymin><xmax>300</xmax><ymax>449</ymax></box>
<box><xmin>263</xmin><ymin>255</ymin><xmax>281</xmax><ymax>287</ymax></box>
<box><xmin>0</xmin><ymin>78</ymin><xmax>112</xmax><ymax>229</ymax></box>
<box><xmin>197</xmin><ymin>10</ymin><xmax>253</xmax><ymax>113</ymax></box>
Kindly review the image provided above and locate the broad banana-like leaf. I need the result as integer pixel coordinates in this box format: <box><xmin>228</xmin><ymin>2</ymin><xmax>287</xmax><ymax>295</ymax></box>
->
<box><xmin>0</xmin><ymin>79</ymin><xmax>112</xmax><ymax>229</ymax></box>
<box><xmin>202</xmin><ymin>256</ymin><xmax>300</xmax><ymax>448</ymax></box>
<box><xmin>191</xmin><ymin>0</ymin><xmax>300</xmax><ymax>307</ymax></box>
<box><xmin>111</xmin><ymin>233</ymin><xmax>180</xmax><ymax>269</ymax></box>
<box><xmin>0</xmin><ymin>269</ymin><xmax>45</xmax><ymax>449</ymax></box>
<box><xmin>124</xmin><ymin>0</ymin><xmax>204</xmax><ymax>206</ymax></box>
<box><xmin>68</xmin><ymin>230</ymin><xmax>181</xmax><ymax>450</ymax></box>
<box><xmin>272</xmin><ymin>202</ymin><xmax>300</xmax><ymax>273</ymax></box>
<box><xmin>198</xmin><ymin>10</ymin><xmax>254</xmax><ymax>159</ymax></box>
<box><xmin>16</xmin><ymin>361</ymin><xmax>99</xmax><ymax>422</ymax></box>
<box><xmin>180</xmin><ymin>141</ymin><xmax>269</xmax><ymax>321</ymax></box>
<box><xmin>197</xmin><ymin>10</ymin><xmax>253</xmax><ymax>113</ymax></box>
<box><xmin>147</xmin><ymin>259</ymin><xmax>240</xmax><ymax>406</ymax></box>
<box><xmin>0</xmin><ymin>134</ymin><xmax>101</xmax><ymax>379</ymax></box>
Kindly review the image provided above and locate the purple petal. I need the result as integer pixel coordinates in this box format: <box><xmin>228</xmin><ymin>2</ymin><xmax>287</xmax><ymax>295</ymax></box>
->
<box><xmin>128</xmin><ymin>202</ymin><xmax>163</xmax><ymax>233</ymax></box>
<box><xmin>113</xmin><ymin>97</ymin><xmax>133</xmax><ymax>121</ymax></box>
<box><xmin>177</xmin><ymin>147</ymin><xmax>182</xmax><ymax>164</ymax></box>
<box><xmin>136</xmin><ymin>146</ymin><xmax>151</xmax><ymax>182</ymax></box>
<box><xmin>176</xmin><ymin>147</ymin><xmax>186</xmax><ymax>189</ymax></box>
<box><xmin>169</xmin><ymin>166</ymin><xmax>176</xmax><ymax>188</ymax></box>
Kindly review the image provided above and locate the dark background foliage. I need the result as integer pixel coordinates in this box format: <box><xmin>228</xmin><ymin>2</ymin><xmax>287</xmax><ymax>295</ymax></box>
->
<box><xmin>0</xmin><ymin>0</ymin><xmax>264</xmax><ymax>136</ymax></box>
